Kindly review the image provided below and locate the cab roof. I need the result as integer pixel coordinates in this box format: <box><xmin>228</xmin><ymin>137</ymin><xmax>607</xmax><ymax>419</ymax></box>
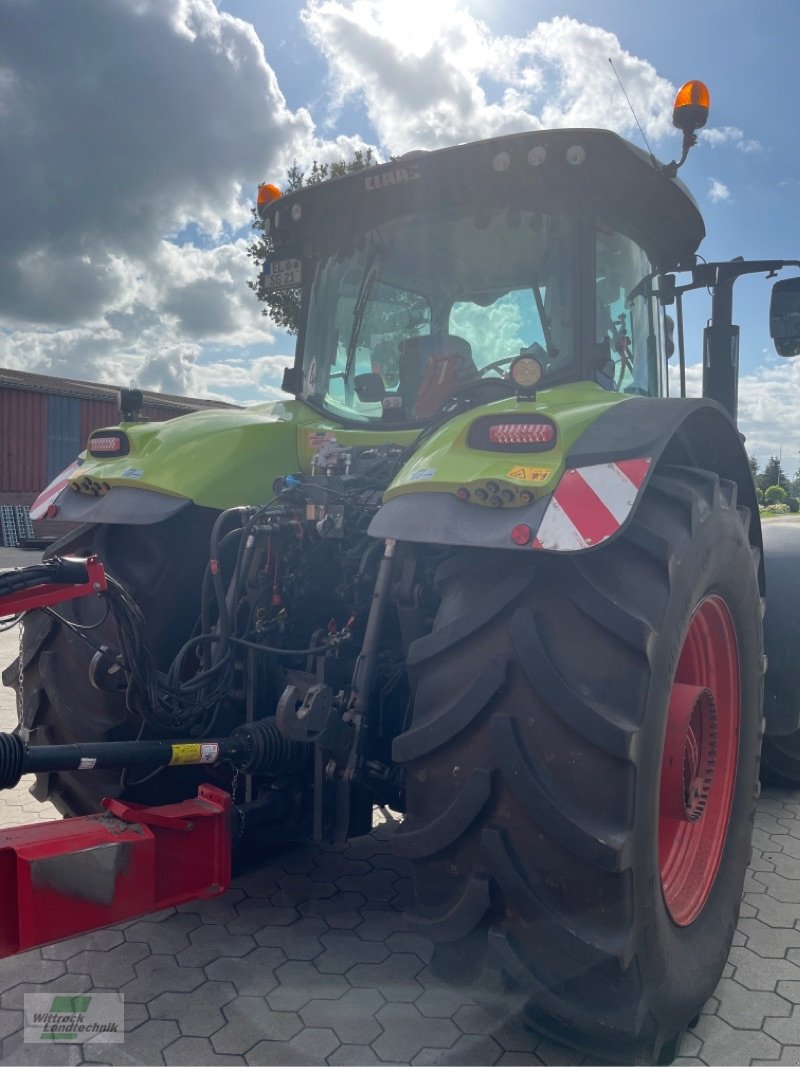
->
<box><xmin>263</xmin><ymin>128</ymin><xmax>705</xmax><ymax>273</ymax></box>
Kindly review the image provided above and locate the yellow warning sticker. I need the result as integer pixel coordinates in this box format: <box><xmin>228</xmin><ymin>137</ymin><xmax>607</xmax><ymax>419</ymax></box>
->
<box><xmin>169</xmin><ymin>743</ymin><xmax>202</xmax><ymax>766</ymax></box>
<box><xmin>507</xmin><ymin>466</ymin><xmax>551</xmax><ymax>482</ymax></box>
<box><xmin>169</xmin><ymin>742</ymin><xmax>220</xmax><ymax>765</ymax></box>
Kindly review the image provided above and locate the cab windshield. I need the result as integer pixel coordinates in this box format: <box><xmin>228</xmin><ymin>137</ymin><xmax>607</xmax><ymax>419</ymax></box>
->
<box><xmin>301</xmin><ymin>206</ymin><xmax>579</xmax><ymax>424</ymax></box>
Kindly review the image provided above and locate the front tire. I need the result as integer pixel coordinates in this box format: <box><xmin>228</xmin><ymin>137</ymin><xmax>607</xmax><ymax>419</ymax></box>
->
<box><xmin>392</xmin><ymin>466</ymin><xmax>763</xmax><ymax>1064</ymax></box>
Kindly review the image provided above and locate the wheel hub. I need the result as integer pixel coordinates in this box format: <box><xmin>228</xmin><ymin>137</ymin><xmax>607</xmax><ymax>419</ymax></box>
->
<box><xmin>658</xmin><ymin>595</ymin><xmax>740</xmax><ymax>927</ymax></box>
<box><xmin>660</xmin><ymin>684</ymin><xmax>718</xmax><ymax>823</ymax></box>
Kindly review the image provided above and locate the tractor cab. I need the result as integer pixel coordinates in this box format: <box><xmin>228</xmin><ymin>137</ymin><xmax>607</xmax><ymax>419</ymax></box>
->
<box><xmin>258</xmin><ymin>128</ymin><xmax>706</xmax><ymax>428</ymax></box>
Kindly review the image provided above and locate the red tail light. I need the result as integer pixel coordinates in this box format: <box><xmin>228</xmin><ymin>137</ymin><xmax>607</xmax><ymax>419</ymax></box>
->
<box><xmin>88</xmin><ymin>431</ymin><xmax>129</xmax><ymax>457</ymax></box>
<box><xmin>488</xmin><ymin>422</ymin><xmax>555</xmax><ymax>445</ymax></box>
<box><xmin>467</xmin><ymin>415</ymin><xmax>556</xmax><ymax>453</ymax></box>
<box><xmin>89</xmin><ymin>437</ymin><xmax>121</xmax><ymax>452</ymax></box>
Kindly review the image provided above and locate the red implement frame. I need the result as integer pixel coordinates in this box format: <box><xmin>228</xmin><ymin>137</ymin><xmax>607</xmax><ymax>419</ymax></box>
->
<box><xmin>0</xmin><ymin>556</ymin><xmax>107</xmax><ymax>615</ymax></box>
<box><xmin>0</xmin><ymin>785</ymin><xmax>232</xmax><ymax>958</ymax></box>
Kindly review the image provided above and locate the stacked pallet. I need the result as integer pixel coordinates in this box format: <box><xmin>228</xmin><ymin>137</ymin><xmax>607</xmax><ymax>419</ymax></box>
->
<box><xmin>0</xmin><ymin>506</ymin><xmax>34</xmax><ymax>547</ymax></box>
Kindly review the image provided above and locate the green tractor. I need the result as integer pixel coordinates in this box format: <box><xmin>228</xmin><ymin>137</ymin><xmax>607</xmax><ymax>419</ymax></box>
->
<box><xmin>6</xmin><ymin>82</ymin><xmax>800</xmax><ymax>1063</ymax></box>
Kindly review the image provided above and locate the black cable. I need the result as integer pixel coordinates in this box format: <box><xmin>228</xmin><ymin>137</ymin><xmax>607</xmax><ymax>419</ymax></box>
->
<box><xmin>16</xmin><ymin>476</ymin><xmax>378</xmax><ymax>737</ymax></box>
<box><xmin>225</xmin><ymin>498</ymin><xmax>284</xmax><ymax>625</ymax></box>
<box><xmin>231</xmin><ymin>634</ymin><xmax>330</xmax><ymax>657</ymax></box>
<box><xmin>200</xmin><ymin>524</ymin><xmax>246</xmax><ymax>670</ymax></box>
<box><xmin>40</xmin><ymin>608</ymin><xmax>111</xmax><ymax>660</ymax></box>
<box><xmin>44</xmin><ymin>601</ymin><xmax>110</xmax><ymax>631</ymax></box>
<box><xmin>208</xmin><ymin>507</ymin><xmax>252</xmax><ymax>661</ymax></box>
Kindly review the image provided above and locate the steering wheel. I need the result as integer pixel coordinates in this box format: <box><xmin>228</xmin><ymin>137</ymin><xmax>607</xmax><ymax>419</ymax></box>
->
<box><xmin>476</xmin><ymin>343</ymin><xmax>552</xmax><ymax>379</ymax></box>
<box><xmin>476</xmin><ymin>356</ymin><xmax>516</xmax><ymax>377</ymax></box>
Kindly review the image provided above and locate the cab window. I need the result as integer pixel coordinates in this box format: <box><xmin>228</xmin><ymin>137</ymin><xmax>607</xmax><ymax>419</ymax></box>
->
<box><xmin>595</xmin><ymin>227</ymin><xmax>665</xmax><ymax>396</ymax></box>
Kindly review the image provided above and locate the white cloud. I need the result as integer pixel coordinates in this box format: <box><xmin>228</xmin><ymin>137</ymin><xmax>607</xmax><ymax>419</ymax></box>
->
<box><xmin>0</xmin><ymin>0</ymin><xmax>318</xmax><ymax>393</ymax></box>
<box><xmin>700</xmin><ymin>125</ymin><xmax>763</xmax><ymax>153</ymax></box>
<box><xmin>667</xmin><ymin>359</ymin><xmax>703</xmax><ymax>401</ymax></box>
<box><xmin>300</xmin><ymin>4</ymin><xmax>677</xmax><ymax>154</ymax></box>
<box><xmin>137</xmin><ymin>343</ymin><xmax>201</xmax><ymax>395</ymax></box>
<box><xmin>0</xmin><ymin>0</ymin><xmax>749</xmax><ymax>402</ymax></box>
<box><xmin>152</xmin><ymin>240</ymin><xmax>269</xmax><ymax>345</ymax></box>
<box><xmin>737</xmin><ymin>359</ymin><xmax>800</xmax><ymax>473</ymax></box>
<box><xmin>708</xmin><ymin>178</ymin><xmax>732</xmax><ymax>203</ymax></box>
<box><xmin>669</xmin><ymin>356</ymin><xmax>800</xmax><ymax>473</ymax></box>
<box><xmin>0</xmin><ymin>237</ymin><xmax>282</xmax><ymax>392</ymax></box>
<box><xmin>0</xmin><ymin>0</ymin><xmax>314</xmax><ymax>323</ymax></box>
<box><xmin>191</xmin><ymin>354</ymin><xmax>294</xmax><ymax>402</ymax></box>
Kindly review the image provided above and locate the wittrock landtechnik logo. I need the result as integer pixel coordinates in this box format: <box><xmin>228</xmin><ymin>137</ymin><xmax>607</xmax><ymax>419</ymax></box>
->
<box><xmin>24</xmin><ymin>993</ymin><xmax>124</xmax><ymax>1044</ymax></box>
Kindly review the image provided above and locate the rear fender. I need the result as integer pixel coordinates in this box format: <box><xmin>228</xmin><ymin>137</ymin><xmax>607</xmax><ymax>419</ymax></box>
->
<box><xmin>31</xmin><ymin>402</ymin><xmax>310</xmax><ymax>525</ymax></box>
<box><xmin>370</xmin><ymin>397</ymin><xmax>762</xmax><ymax>576</ymax></box>
<box><xmin>566</xmin><ymin>396</ymin><xmax>762</xmax><ymax>583</ymax></box>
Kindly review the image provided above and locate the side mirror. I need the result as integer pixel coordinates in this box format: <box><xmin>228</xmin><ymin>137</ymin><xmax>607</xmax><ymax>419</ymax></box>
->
<box><xmin>657</xmin><ymin>274</ymin><xmax>676</xmax><ymax>306</ymax></box>
<box><xmin>354</xmin><ymin>373</ymin><xmax>386</xmax><ymax>402</ymax></box>
<box><xmin>770</xmin><ymin>277</ymin><xmax>800</xmax><ymax>357</ymax></box>
<box><xmin>664</xmin><ymin>313</ymin><xmax>676</xmax><ymax>358</ymax></box>
<box><xmin>281</xmin><ymin>367</ymin><xmax>301</xmax><ymax>394</ymax></box>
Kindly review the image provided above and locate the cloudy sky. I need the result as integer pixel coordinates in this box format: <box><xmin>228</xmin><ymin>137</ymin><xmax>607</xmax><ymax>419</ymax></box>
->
<box><xmin>1</xmin><ymin>0</ymin><xmax>798</xmax><ymax>467</ymax></box>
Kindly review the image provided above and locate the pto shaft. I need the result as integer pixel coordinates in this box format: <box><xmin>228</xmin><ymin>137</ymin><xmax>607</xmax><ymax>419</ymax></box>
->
<box><xmin>0</xmin><ymin>718</ymin><xmax>308</xmax><ymax>792</ymax></box>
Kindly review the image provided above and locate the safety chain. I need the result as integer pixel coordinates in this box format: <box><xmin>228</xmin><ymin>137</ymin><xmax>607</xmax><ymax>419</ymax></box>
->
<box><xmin>16</xmin><ymin>616</ymin><xmax>24</xmax><ymax>727</ymax></box>
<box><xmin>230</xmin><ymin>768</ymin><xmax>247</xmax><ymax>839</ymax></box>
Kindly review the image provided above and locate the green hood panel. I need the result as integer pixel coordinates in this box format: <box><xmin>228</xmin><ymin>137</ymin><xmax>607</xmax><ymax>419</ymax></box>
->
<box><xmin>76</xmin><ymin>402</ymin><xmax>303</xmax><ymax>510</ymax></box>
<box><xmin>384</xmin><ymin>382</ymin><xmax>629</xmax><ymax>504</ymax></box>
<box><xmin>65</xmin><ymin>384</ymin><xmax>627</xmax><ymax>516</ymax></box>
<box><xmin>69</xmin><ymin>399</ymin><xmax>420</xmax><ymax>512</ymax></box>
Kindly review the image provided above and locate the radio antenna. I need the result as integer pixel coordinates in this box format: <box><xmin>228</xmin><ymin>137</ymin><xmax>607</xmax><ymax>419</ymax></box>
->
<box><xmin>608</xmin><ymin>58</ymin><xmax>657</xmax><ymax>167</ymax></box>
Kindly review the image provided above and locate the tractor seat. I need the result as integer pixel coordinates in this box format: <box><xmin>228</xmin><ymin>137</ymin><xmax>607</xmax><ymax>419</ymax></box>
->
<box><xmin>398</xmin><ymin>334</ymin><xmax>477</xmax><ymax>418</ymax></box>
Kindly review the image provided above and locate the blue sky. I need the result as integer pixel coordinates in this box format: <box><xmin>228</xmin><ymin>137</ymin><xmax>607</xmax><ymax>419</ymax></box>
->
<box><xmin>1</xmin><ymin>0</ymin><xmax>799</xmax><ymax>469</ymax></box>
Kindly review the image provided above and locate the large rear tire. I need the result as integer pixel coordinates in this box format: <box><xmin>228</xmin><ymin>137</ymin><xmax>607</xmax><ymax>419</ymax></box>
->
<box><xmin>758</xmin><ymin>522</ymin><xmax>800</xmax><ymax>788</ymax></box>
<box><xmin>1</xmin><ymin>509</ymin><xmax>218</xmax><ymax>817</ymax></box>
<box><xmin>392</xmin><ymin>466</ymin><xmax>763</xmax><ymax>1064</ymax></box>
<box><xmin>760</xmin><ymin>734</ymin><xmax>800</xmax><ymax>788</ymax></box>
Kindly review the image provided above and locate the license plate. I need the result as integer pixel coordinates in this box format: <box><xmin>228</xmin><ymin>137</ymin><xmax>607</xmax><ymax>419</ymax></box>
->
<box><xmin>262</xmin><ymin>258</ymin><xmax>301</xmax><ymax>289</ymax></box>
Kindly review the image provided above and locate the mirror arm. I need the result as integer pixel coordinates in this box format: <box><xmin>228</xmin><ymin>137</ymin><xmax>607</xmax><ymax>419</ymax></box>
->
<box><xmin>676</xmin><ymin>293</ymin><xmax>686</xmax><ymax>399</ymax></box>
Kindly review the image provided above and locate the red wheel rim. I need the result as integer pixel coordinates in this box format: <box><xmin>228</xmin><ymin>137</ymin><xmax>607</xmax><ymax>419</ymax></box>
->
<box><xmin>659</xmin><ymin>595</ymin><xmax>740</xmax><ymax>926</ymax></box>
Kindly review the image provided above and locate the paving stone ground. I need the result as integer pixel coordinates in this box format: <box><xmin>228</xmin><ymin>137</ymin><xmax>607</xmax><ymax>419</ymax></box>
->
<box><xmin>1</xmin><ymin>557</ymin><xmax>800</xmax><ymax>1065</ymax></box>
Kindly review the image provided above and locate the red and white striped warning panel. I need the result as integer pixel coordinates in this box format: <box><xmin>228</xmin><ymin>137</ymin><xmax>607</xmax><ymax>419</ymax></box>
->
<box><xmin>532</xmin><ymin>457</ymin><xmax>652</xmax><ymax>551</ymax></box>
<box><xmin>29</xmin><ymin>459</ymin><xmax>83</xmax><ymax>520</ymax></box>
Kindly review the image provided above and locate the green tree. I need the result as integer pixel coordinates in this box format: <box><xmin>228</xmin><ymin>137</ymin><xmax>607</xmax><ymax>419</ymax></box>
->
<box><xmin>748</xmin><ymin>454</ymin><xmax>759</xmax><ymax>480</ymax></box>
<box><xmin>765</xmin><ymin>484</ymin><xmax>788</xmax><ymax>505</ymax></box>
<box><xmin>758</xmin><ymin>455</ymin><xmax>789</xmax><ymax>493</ymax></box>
<box><xmin>248</xmin><ymin>149</ymin><xmax>378</xmax><ymax>335</ymax></box>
